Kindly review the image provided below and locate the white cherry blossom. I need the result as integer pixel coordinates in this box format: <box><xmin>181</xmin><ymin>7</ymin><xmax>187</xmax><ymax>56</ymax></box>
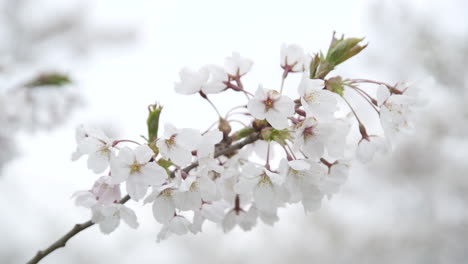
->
<box><xmin>298</xmin><ymin>74</ymin><xmax>337</xmax><ymax>119</ymax></box>
<box><xmin>222</xmin><ymin>206</ymin><xmax>257</xmax><ymax>233</ymax></box>
<box><xmin>173</xmin><ymin>172</ymin><xmax>219</xmax><ymax>211</ymax></box>
<box><xmin>247</xmin><ymin>87</ymin><xmax>294</xmax><ymax>129</ymax></box>
<box><xmin>320</xmin><ymin>161</ymin><xmax>350</xmax><ymax>198</ymax></box>
<box><xmin>157</xmin><ymin>215</ymin><xmax>192</xmax><ymax>242</ymax></box>
<box><xmin>279</xmin><ymin>159</ymin><xmax>326</xmax><ymax>212</ymax></box>
<box><xmin>72</xmin><ymin>125</ymin><xmax>115</xmax><ymax>174</ymax></box>
<box><xmin>356</xmin><ymin>135</ymin><xmax>387</xmax><ymax>163</ymax></box>
<box><xmin>234</xmin><ymin>163</ymin><xmax>285</xmax><ymax>213</ymax></box>
<box><xmin>224</xmin><ymin>52</ymin><xmax>253</xmax><ymax>77</ymax></box>
<box><xmin>280</xmin><ymin>43</ymin><xmax>306</xmax><ymax>72</ymax></box>
<box><xmin>293</xmin><ymin>117</ymin><xmax>332</xmax><ymax>159</ymax></box>
<box><xmin>174</xmin><ymin>67</ymin><xmax>209</xmax><ymax>95</ymax></box>
<box><xmin>92</xmin><ymin>204</ymin><xmax>139</xmax><ymax>234</ymax></box>
<box><xmin>378</xmin><ymin>84</ymin><xmax>417</xmax><ymax>141</ymax></box>
<box><xmin>202</xmin><ymin>65</ymin><xmax>229</xmax><ymax>94</ymax></box>
<box><xmin>110</xmin><ymin>145</ymin><xmax>168</xmax><ymax>201</ymax></box>
<box><xmin>157</xmin><ymin>123</ymin><xmax>202</xmax><ymax>166</ymax></box>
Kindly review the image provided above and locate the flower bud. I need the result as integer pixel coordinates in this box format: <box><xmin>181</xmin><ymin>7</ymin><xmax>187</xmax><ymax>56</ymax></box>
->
<box><xmin>147</xmin><ymin>104</ymin><xmax>163</xmax><ymax>144</ymax></box>
<box><xmin>218</xmin><ymin>118</ymin><xmax>232</xmax><ymax>140</ymax></box>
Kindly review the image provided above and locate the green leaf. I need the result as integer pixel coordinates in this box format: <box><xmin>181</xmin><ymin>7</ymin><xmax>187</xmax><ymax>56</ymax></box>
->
<box><xmin>25</xmin><ymin>72</ymin><xmax>71</xmax><ymax>88</ymax></box>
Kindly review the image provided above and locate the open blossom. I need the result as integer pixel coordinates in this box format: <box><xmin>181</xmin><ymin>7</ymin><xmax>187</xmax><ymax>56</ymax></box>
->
<box><xmin>157</xmin><ymin>123</ymin><xmax>202</xmax><ymax>166</ymax></box>
<box><xmin>71</xmin><ymin>125</ymin><xmax>115</xmax><ymax>173</ymax></box>
<box><xmin>173</xmin><ymin>172</ymin><xmax>219</xmax><ymax>211</ymax></box>
<box><xmin>280</xmin><ymin>43</ymin><xmax>307</xmax><ymax>72</ymax></box>
<box><xmin>222</xmin><ymin>206</ymin><xmax>257</xmax><ymax>233</ymax></box>
<box><xmin>224</xmin><ymin>52</ymin><xmax>253</xmax><ymax>77</ymax></box>
<box><xmin>234</xmin><ymin>163</ymin><xmax>286</xmax><ymax>213</ymax></box>
<box><xmin>293</xmin><ymin>117</ymin><xmax>332</xmax><ymax>159</ymax></box>
<box><xmin>356</xmin><ymin>135</ymin><xmax>387</xmax><ymax>163</ymax></box>
<box><xmin>145</xmin><ymin>184</ymin><xmax>178</xmax><ymax>224</ymax></box>
<box><xmin>110</xmin><ymin>145</ymin><xmax>167</xmax><ymax>200</ymax></box>
<box><xmin>73</xmin><ymin>176</ymin><xmax>138</xmax><ymax>234</ymax></box>
<box><xmin>202</xmin><ymin>65</ymin><xmax>229</xmax><ymax>94</ymax></box>
<box><xmin>247</xmin><ymin>87</ymin><xmax>294</xmax><ymax>129</ymax></box>
<box><xmin>92</xmin><ymin>204</ymin><xmax>139</xmax><ymax>234</ymax></box>
<box><xmin>174</xmin><ymin>66</ymin><xmax>229</xmax><ymax>95</ymax></box>
<box><xmin>279</xmin><ymin>159</ymin><xmax>325</xmax><ymax>212</ymax></box>
<box><xmin>174</xmin><ymin>67</ymin><xmax>209</xmax><ymax>95</ymax></box>
<box><xmin>157</xmin><ymin>215</ymin><xmax>192</xmax><ymax>242</ymax></box>
<box><xmin>196</xmin><ymin>129</ymin><xmax>223</xmax><ymax>158</ymax></box>
<box><xmin>298</xmin><ymin>74</ymin><xmax>337</xmax><ymax>119</ymax></box>
<box><xmin>377</xmin><ymin>84</ymin><xmax>417</xmax><ymax>141</ymax></box>
<box><xmin>320</xmin><ymin>161</ymin><xmax>350</xmax><ymax>198</ymax></box>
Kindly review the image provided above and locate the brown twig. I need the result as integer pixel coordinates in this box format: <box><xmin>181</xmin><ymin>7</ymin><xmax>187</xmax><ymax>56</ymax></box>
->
<box><xmin>26</xmin><ymin>132</ymin><xmax>260</xmax><ymax>264</ymax></box>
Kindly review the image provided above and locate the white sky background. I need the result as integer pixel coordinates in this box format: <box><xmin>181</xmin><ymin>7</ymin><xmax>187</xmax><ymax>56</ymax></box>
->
<box><xmin>1</xmin><ymin>0</ymin><xmax>466</xmax><ymax>263</ymax></box>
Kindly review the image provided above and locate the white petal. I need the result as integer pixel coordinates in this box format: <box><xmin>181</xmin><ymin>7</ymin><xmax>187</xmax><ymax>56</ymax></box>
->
<box><xmin>173</xmin><ymin>191</ymin><xmax>202</xmax><ymax>211</ymax></box>
<box><xmin>198</xmin><ymin>176</ymin><xmax>218</xmax><ymax>201</ymax></box>
<box><xmin>169</xmin><ymin>145</ymin><xmax>193</xmax><ymax>166</ymax></box>
<box><xmin>222</xmin><ymin>210</ymin><xmax>237</xmax><ymax>233</ymax></box>
<box><xmin>169</xmin><ymin>216</ymin><xmax>191</xmax><ymax>235</ymax></box>
<box><xmin>254</xmin><ymin>183</ymin><xmax>276</xmax><ymax>213</ymax></box>
<box><xmin>99</xmin><ymin>216</ymin><xmax>120</xmax><ymax>234</ymax></box>
<box><xmin>153</xmin><ymin>195</ymin><xmax>176</xmax><ymax>224</ymax></box>
<box><xmin>117</xmin><ymin>147</ymin><xmax>135</xmax><ymax>165</ymax></box>
<box><xmin>265</xmin><ymin>111</ymin><xmax>289</xmax><ymax>129</ymax></box>
<box><xmin>87</xmin><ymin>151</ymin><xmax>110</xmax><ymax>174</ymax></box>
<box><xmin>234</xmin><ymin>178</ymin><xmax>257</xmax><ymax>194</ymax></box>
<box><xmin>301</xmin><ymin>185</ymin><xmax>323</xmax><ymax>213</ymax></box>
<box><xmin>119</xmin><ymin>206</ymin><xmax>139</xmax><ymax>228</ymax></box>
<box><xmin>134</xmin><ymin>145</ymin><xmax>154</xmax><ymax>164</ymax></box>
<box><xmin>126</xmin><ymin>179</ymin><xmax>148</xmax><ymax>201</ymax></box>
<box><xmin>139</xmin><ymin>162</ymin><xmax>168</xmax><ymax>186</ymax></box>
<box><xmin>239</xmin><ymin>207</ymin><xmax>257</xmax><ymax>231</ymax></box>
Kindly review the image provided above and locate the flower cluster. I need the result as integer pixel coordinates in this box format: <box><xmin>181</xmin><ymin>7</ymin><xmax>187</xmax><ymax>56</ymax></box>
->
<box><xmin>73</xmin><ymin>34</ymin><xmax>417</xmax><ymax>241</ymax></box>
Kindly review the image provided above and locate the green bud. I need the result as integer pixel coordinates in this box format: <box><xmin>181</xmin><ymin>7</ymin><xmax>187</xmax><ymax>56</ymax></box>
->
<box><xmin>325</xmin><ymin>76</ymin><xmax>345</xmax><ymax>96</ymax></box>
<box><xmin>233</xmin><ymin>127</ymin><xmax>255</xmax><ymax>141</ymax></box>
<box><xmin>261</xmin><ymin>127</ymin><xmax>292</xmax><ymax>146</ymax></box>
<box><xmin>147</xmin><ymin>104</ymin><xmax>163</xmax><ymax>143</ymax></box>
<box><xmin>309</xmin><ymin>53</ymin><xmax>321</xmax><ymax>79</ymax></box>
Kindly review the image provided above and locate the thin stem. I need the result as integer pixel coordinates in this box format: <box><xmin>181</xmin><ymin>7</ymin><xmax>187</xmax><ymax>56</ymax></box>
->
<box><xmin>281</xmin><ymin>144</ymin><xmax>294</xmax><ymax>161</ymax></box>
<box><xmin>349</xmin><ymin>79</ymin><xmax>403</xmax><ymax>94</ymax></box>
<box><xmin>112</xmin><ymin>139</ymin><xmax>141</xmax><ymax>147</ymax></box>
<box><xmin>350</xmin><ymin>78</ymin><xmax>393</xmax><ymax>87</ymax></box>
<box><xmin>225</xmin><ymin>105</ymin><xmax>247</xmax><ymax>118</ymax></box>
<box><xmin>285</xmin><ymin>142</ymin><xmax>297</xmax><ymax>160</ymax></box>
<box><xmin>27</xmin><ymin>132</ymin><xmax>261</xmax><ymax>264</ymax></box>
<box><xmin>228</xmin><ymin>119</ymin><xmax>248</xmax><ymax>127</ymax></box>
<box><xmin>345</xmin><ymin>84</ymin><xmax>380</xmax><ymax>114</ymax></box>
<box><xmin>265</xmin><ymin>141</ymin><xmax>271</xmax><ymax>170</ymax></box>
<box><xmin>226</xmin><ymin>111</ymin><xmax>250</xmax><ymax>118</ymax></box>
<box><xmin>205</xmin><ymin>97</ymin><xmax>222</xmax><ymax>118</ymax></box>
<box><xmin>280</xmin><ymin>74</ymin><xmax>286</xmax><ymax>94</ymax></box>
<box><xmin>202</xmin><ymin>119</ymin><xmax>220</xmax><ymax>135</ymax></box>
<box><xmin>341</xmin><ymin>96</ymin><xmax>363</xmax><ymax>126</ymax></box>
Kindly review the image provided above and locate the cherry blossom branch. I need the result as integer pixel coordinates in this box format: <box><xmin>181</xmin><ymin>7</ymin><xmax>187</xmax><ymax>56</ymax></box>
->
<box><xmin>26</xmin><ymin>195</ymin><xmax>130</xmax><ymax>264</ymax></box>
<box><xmin>27</xmin><ymin>132</ymin><xmax>260</xmax><ymax>264</ymax></box>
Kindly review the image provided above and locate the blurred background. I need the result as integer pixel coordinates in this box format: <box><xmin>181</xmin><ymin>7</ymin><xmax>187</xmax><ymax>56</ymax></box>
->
<box><xmin>1</xmin><ymin>0</ymin><xmax>467</xmax><ymax>263</ymax></box>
